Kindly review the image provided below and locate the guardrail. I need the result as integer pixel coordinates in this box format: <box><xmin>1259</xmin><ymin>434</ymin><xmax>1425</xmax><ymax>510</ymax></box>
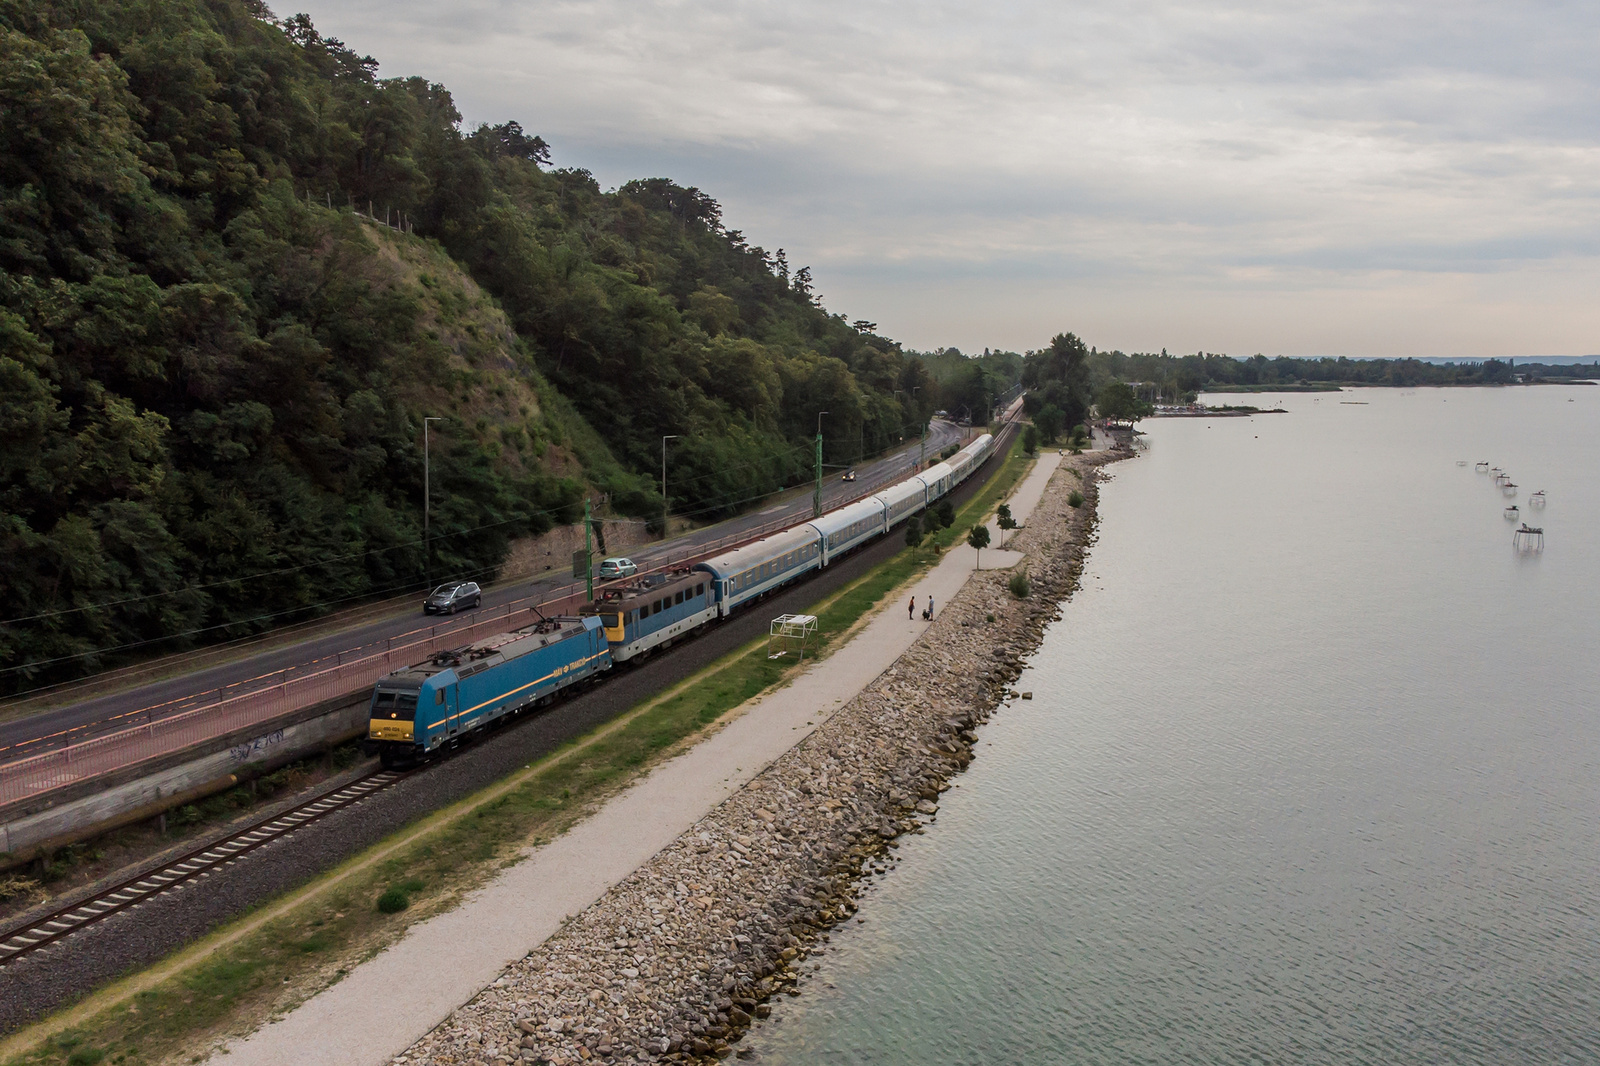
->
<box><xmin>0</xmin><ymin>442</ymin><xmax>949</xmax><ymax>809</ymax></box>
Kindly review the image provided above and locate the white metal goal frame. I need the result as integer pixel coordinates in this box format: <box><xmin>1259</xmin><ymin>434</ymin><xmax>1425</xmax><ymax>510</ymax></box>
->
<box><xmin>767</xmin><ymin>614</ymin><xmax>819</xmax><ymax>662</ymax></box>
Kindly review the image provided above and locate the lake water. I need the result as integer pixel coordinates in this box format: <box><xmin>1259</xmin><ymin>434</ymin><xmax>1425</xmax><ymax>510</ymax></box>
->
<box><xmin>755</xmin><ymin>386</ymin><xmax>1600</xmax><ymax>1065</ymax></box>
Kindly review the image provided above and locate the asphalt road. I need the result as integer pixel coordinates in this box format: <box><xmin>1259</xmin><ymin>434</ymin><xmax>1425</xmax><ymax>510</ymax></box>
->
<box><xmin>0</xmin><ymin>421</ymin><xmax>1012</xmax><ymax>1032</ymax></box>
<box><xmin>0</xmin><ymin>422</ymin><xmax>965</xmax><ymax>763</ymax></box>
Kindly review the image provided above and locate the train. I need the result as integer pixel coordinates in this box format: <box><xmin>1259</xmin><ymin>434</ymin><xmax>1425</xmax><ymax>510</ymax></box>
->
<box><xmin>364</xmin><ymin>432</ymin><xmax>995</xmax><ymax>767</ymax></box>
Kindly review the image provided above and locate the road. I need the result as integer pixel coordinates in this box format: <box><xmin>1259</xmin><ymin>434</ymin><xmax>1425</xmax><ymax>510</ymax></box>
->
<box><xmin>0</xmin><ymin>421</ymin><xmax>966</xmax><ymax>764</ymax></box>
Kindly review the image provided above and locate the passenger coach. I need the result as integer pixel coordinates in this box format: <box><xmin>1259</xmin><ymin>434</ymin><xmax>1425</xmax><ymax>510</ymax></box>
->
<box><xmin>805</xmin><ymin>497</ymin><xmax>887</xmax><ymax>565</ymax></box>
<box><xmin>694</xmin><ymin>526</ymin><xmax>821</xmax><ymax>616</ymax></box>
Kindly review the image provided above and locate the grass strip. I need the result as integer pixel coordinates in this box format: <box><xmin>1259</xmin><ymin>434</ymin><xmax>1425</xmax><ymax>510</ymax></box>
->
<box><xmin>4</xmin><ymin>441</ymin><xmax>1033</xmax><ymax>1066</ymax></box>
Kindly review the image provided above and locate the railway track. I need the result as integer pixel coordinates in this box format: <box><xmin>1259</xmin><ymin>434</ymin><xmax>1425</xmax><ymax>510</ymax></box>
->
<box><xmin>0</xmin><ymin>768</ymin><xmax>410</xmax><ymax>967</ymax></box>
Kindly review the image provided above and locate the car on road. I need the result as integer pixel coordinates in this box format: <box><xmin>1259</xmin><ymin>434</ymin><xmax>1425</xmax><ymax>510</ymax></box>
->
<box><xmin>840</xmin><ymin>469</ymin><xmax>856</xmax><ymax>482</ymax></box>
<box><xmin>423</xmin><ymin>581</ymin><xmax>481</xmax><ymax>614</ymax></box>
<box><xmin>598</xmin><ymin>557</ymin><xmax>638</xmax><ymax>579</ymax></box>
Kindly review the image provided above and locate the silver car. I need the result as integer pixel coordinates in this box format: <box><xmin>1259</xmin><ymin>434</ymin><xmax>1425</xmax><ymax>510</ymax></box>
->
<box><xmin>598</xmin><ymin>557</ymin><xmax>638</xmax><ymax>579</ymax></box>
<box><xmin>423</xmin><ymin>581</ymin><xmax>481</xmax><ymax>614</ymax></box>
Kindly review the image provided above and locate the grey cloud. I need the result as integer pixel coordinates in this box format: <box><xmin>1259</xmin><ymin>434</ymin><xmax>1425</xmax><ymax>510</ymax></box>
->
<box><xmin>301</xmin><ymin>0</ymin><xmax>1600</xmax><ymax>356</ymax></box>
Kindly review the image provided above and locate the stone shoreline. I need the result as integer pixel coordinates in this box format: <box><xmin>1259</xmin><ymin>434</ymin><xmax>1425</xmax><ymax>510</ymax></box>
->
<box><xmin>399</xmin><ymin>448</ymin><xmax>1127</xmax><ymax>1066</ymax></box>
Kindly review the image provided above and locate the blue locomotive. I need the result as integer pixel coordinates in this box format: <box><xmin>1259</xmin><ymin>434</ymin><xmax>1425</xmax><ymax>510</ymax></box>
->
<box><xmin>366</xmin><ymin>615</ymin><xmax>611</xmax><ymax>767</ymax></box>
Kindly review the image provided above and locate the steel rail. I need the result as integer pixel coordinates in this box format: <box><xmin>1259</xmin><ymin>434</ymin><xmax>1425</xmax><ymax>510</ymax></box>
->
<box><xmin>0</xmin><ymin>767</ymin><xmax>410</xmax><ymax>966</ymax></box>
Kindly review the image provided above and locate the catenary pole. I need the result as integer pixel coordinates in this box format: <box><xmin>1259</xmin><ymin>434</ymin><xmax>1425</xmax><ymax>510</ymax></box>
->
<box><xmin>662</xmin><ymin>435</ymin><xmax>678</xmax><ymax>538</ymax></box>
<box><xmin>814</xmin><ymin>411</ymin><xmax>828</xmax><ymax>518</ymax></box>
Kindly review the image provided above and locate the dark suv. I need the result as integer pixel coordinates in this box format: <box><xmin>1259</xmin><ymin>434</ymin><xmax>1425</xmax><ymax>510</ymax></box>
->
<box><xmin>423</xmin><ymin>581</ymin><xmax>481</xmax><ymax>614</ymax></box>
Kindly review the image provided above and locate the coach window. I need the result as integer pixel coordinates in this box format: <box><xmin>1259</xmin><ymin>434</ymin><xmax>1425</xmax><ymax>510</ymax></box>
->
<box><xmin>675</xmin><ymin>590</ymin><xmax>684</xmax><ymax>605</ymax></box>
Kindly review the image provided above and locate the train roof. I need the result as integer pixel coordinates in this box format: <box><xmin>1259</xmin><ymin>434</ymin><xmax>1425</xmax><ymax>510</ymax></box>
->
<box><xmin>959</xmin><ymin>433</ymin><xmax>993</xmax><ymax>456</ymax></box>
<box><xmin>380</xmin><ymin>615</ymin><xmax>598</xmax><ymax>684</ymax></box>
<box><xmin>875</xmin><ymin>477</ymin><xmax>925</xmax><ymax>509</ymax></box>
<box><xmin>918</xmin><ymin>461</ymin><xmax>954</xmax><ymax>485</ymax></box>
<box><xmin>592</xmin><ymin>568</ymin><xmax>705</xmax><ymax>608</ymax></box>
<box><xmin>806</xmin><ymin>496</ymin><xmax>886</xmax><ymax>537</ymax></box>
<box><xmin>694</xmin><ymin>524</ymin><xmax>819</xmax><ymax>578</ymax></box>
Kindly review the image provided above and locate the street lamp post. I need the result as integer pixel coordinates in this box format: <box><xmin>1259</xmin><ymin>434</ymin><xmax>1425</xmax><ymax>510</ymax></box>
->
<box><xmin>661</xmin><ymin>435</ymin><xmax>679</xmax><ymax>537</ymax></box>
<box><xmin>813</xmin><ymin>411</ymin><xmax>828</xmax><ymax>518</ymax></box>
<box><xmin>423</xmin><ymin>416</ymin><xmax>442</xmax><ymax>588</ymax></box>
<box><xmin>914</xmin><ymin>386</ymin><xmax>925</xmax><ymax>470</ymax></box>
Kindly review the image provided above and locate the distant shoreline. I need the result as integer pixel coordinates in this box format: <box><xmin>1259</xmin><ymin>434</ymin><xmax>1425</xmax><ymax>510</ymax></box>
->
<box><xmin>1205</xmin><ymin>380</ymin><xmax>1596</xmax><ymax>394</ymax></box>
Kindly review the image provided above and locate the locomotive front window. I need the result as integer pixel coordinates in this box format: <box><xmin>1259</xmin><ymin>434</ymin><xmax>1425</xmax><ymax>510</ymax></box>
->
<box><xmin>373</xmin><ymin>690</ymin><xmax>419</xmax><ymax>721</ymax></box>
<box><xmin>601</xmin><ymin>612</ymin><xmax>621</xmax><ymax>628</ymax></box>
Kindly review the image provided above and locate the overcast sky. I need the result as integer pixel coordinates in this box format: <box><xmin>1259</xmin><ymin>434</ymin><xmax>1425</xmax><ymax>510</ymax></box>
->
<box><xmin>300</xmin><ymin>0</ymin><xmax>1599</xmax><ymax>358</ymax></box>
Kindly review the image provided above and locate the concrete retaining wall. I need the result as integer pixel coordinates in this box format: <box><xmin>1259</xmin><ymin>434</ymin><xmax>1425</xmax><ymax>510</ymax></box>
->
<box><xmin>0</xmin><ymin>700</ymin><xmax>368</xmax><ymax>865</ymax></box>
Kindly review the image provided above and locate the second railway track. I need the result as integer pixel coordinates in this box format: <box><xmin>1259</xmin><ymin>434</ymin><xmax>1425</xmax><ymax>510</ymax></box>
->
<box><xmin>0</xmin><ymin>768</ymin><xmax>410</xmax><ymax>967</ymax></box>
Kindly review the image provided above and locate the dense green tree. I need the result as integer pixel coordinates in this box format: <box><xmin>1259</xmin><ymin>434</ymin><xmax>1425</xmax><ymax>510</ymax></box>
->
<box><xmin>1095</xmin><ymin>379</ymin><xmax>1153</xmax><ymax>425</ymax></box>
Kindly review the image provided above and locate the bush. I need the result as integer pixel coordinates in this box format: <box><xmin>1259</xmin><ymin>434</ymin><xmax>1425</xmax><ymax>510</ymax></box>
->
<box><xmin>1008</xmin><ymin>571</ymin><xmax>1031</xmax><ymax>598</ymax></box>
<box><xmin>376</xmin><ymin>887</ymin><xmax>410</xmax><ymax>914</ymax></box>
<box><xmin>1022</xmin><ymin>426</ymin><xmax>1039</xmax><ymax>454</ymax></box>
<box><xmin>904</xmin><ymin>514</ymin><xmax>922</xmax><ymax>547</ymax></box>
<box><xmin>935</xmin><ymin>500</ymin><xmax>955</xmax><ymax>528</ymax></box>
<box><xmin>1068</xmin><ymin>490</ymin><xmax>1084</xmax><ymax>508</ymax></box>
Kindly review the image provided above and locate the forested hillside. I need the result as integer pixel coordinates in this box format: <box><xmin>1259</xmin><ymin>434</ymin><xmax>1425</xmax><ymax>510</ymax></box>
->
<box><xmin>0</xmin><ymin>0</ymin><xmax>939</xmax><ymax>687</ymax></box>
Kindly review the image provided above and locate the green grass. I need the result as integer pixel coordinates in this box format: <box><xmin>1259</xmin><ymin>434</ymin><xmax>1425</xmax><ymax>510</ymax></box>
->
<box><xmin>3</xmin><ymin>443</ymin><xmax>1035</xmax><ymax>1066</ymax></box>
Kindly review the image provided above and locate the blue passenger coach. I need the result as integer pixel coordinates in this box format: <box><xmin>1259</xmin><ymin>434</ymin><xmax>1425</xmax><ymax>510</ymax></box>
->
<box><xmin>367</xmin><ymin>616</ymin><xmax>611</xmax><ymax>766</ymax></box>
<box><xmin>874</xmin><ymin>477</ymin><xmax>926</xmax><ymax>529</ymax></box>
<box><xmin>805</xmin><ymin>497</ymin><xmax>888</xmax><ymax>565</ymax></box>
<box><xmin>694</xmin><ymin>526</ymin><xmax>821</xmax><ymax>617</ymax></box>
<box><xmin>917</xmin><ymin>461</ymin><xmax>954</xmax><ymax>502</ymax></box>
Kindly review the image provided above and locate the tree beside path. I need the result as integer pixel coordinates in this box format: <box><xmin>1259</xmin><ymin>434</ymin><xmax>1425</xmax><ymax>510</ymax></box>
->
<box><xmin>966</xmin><ymin>523</ymin><xmax>990</xmax><ymax>568</ymax></box>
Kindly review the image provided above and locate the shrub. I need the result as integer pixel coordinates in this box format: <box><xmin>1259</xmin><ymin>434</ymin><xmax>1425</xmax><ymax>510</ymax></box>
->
<box><xmin>1022</xmin><ymin>426</ymin><xmax>1038</xmax><ymax>454</ymax></box>
<box><xmin>376</xmin><ymin>887</ymin><xmax>410</xmax><ymax>914</ymax></box>
<box><xmin>1068</xmin><ymin>490</ymin><xmax>1084</xmax><ymax>508</ymax></box>
<box><xmin>935</xmin><ymin>500</ymin><xmax>955</xmax><ymax>528</ymax></box>
<box><xmin>904</xmin><ymin>514</ymin><xmax>922</xmax><ymax>547</ymax></box>
<box><xmin>1008</xmin><ymin>571</ymin><xmax>1031</xmax><ymax>598</ymax></box>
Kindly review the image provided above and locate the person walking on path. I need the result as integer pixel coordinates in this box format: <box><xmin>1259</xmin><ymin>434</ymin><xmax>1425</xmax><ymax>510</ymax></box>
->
<box><xmin>927</xmin><ymin>595</ymin><xmax>934</xmax><ymax>620</ymax></box>
<box><xmin>908</xmin><ymin>595</ymin><xmax>915</xmax><ymax>620</ymax></box>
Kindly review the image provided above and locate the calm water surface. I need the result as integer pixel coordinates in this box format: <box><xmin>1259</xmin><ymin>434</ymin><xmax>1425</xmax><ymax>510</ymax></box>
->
<box><xmin>757</xmin><ymin>386</ymin><xmax>1600</xmax><ymax>1065</ymax></box>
